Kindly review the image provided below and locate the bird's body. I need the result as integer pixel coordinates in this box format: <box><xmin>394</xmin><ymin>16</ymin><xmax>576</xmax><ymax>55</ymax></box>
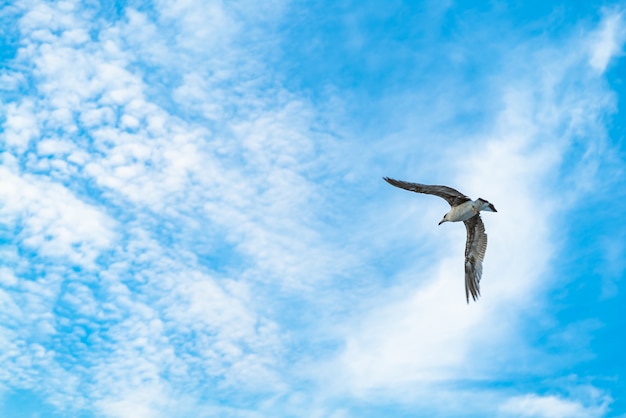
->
<box><xmin>443</xmin><ymin>200</ymin><xmax>481</xmax><ymax>222</ymax></box>
<box><xmin>441</xmin><ymin>198</ymin><xmax>496</xmax><ymax>223</ymax></box>
<box><xmin>383</xmin><ymin>177</ymin><xmax>497</xmax><ymax>303</ymax></box>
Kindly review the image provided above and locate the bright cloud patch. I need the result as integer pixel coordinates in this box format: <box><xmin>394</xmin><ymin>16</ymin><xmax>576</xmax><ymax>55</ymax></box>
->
<box><xmin>500</xmin><ymin>392</ymin><xmax>610</xmax><ymax>418</ymax></box>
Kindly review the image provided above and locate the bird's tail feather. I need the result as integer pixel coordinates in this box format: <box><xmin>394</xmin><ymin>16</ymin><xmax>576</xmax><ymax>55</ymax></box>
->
<box><xmin>477</xmin><ymin>198</ymin><xmax>497</xmax><ymax>212</ymax></box>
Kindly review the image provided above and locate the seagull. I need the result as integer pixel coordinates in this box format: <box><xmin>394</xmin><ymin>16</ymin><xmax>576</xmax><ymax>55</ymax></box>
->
<box><xmin>383</xmin><ymin>177</ymin><xmax>497</xmax><ymax>303</ymax></box>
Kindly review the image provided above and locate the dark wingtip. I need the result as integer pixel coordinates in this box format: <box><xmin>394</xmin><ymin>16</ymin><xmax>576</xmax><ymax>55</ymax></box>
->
<box><xmin>479</xmin><ymin>198</ymin><xmax>497</xmax><ymax>213</ymax></box>
<box><xmin>467</xmin><ymin>291</ymin><xmax>480</xmax><ymax>304</ymax></box>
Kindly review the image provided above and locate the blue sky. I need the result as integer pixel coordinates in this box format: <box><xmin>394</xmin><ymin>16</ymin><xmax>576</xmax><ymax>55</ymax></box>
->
<box><xmin>1</xmin><ymin>0</ymin><xmax>625</xmax><ymax>417</ymax></box>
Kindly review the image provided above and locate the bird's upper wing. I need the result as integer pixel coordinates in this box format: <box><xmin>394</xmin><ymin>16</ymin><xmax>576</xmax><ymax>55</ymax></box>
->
<box><xmin>383</xmin><ymin>177</ymin><xmax>471</xmax><ymax>207</ymax></box>
<box><xmin>463</xmin><ymin>215</ymin><xmax>488</xmax><ymax>303</ymax></box>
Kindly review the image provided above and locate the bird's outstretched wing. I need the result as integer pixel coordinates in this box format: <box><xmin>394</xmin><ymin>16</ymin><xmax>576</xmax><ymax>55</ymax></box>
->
<box><xmin>383</xmin><ymin>177</ymin><xmax>471</xmax><ymax>207</ymax></box>
<box><xmin>463</xmin><ymin>215</ymin><xmax>487</xmax><ymax>303</ymax></box>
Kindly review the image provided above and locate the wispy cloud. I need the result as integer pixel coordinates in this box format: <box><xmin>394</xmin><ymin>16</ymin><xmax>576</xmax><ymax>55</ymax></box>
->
<box><xmin>589</xmin><ymin>10</ymin><xmax>626</xmax><ymax>72</ymax></box>
<box><xmin>320</xmin><ymin>7</ymin><xmax>626</xmax><ymax>416</ymax></box>
<box><xmin>499</xmin><ymin>390</ymin><xmax>611</xmax><ymax>418</ymax></box>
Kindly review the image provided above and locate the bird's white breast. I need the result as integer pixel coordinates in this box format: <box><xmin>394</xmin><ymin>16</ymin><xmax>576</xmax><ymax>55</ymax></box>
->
<box><xmin>446</xmin><ymin>201</ymin><xmax>478</xmax><ymax>222</ymax></box>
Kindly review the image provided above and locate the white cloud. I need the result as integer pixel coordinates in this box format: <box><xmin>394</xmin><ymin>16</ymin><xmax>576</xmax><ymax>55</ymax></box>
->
<box><xmin>589</xmin><ymin>11</ymin><xmax>625</xmax><ymax>72</ymax></box>
<box><xmin>2</xmin><ymin>100</ymin><xmax>40</xmax><ymax>153</ymax></box>
<box><xmin>0</xmin><ymin>166</ymin><xmax>116</xmax><ymax>268</ymax></box>
<box><xmin>0</xmin><ymin>267</ymin><xmax>19</xmax><ymax>287</ymax></box>
<box><xmin>499</xmin><ymin>392</ymin><xmax>610</xmax><ymax>418</ymax></box>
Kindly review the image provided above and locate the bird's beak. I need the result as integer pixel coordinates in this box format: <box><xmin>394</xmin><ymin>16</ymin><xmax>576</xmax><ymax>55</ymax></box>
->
<box><xmin>438</xmin><ymin>220</ymin><xmax>444</xmax><ymax>225</ymax></box>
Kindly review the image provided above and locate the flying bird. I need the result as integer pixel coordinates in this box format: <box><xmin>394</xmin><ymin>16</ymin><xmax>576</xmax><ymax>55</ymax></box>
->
<box><xmin>383</xmin><ymin>177</ymin><xmax>497</xmax><ymax>303</ymax></box>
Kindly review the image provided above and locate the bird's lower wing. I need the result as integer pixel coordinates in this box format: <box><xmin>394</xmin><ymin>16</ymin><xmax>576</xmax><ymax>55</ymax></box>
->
<box><xmin>464</xmin><ymin>215</ymin><xmax>488</xmax><ymax>303</ymax></box>
<box><xmin>383</xmin><ymin>177</ymin><xmax>470</xmax><ymax>206</ymax></box>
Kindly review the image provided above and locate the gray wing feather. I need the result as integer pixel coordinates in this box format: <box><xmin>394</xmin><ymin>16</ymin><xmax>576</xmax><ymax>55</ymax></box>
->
<box><xmin>383</xmin><ymin>177</ymin><xmax>470</xmax><ymax>207</ymax></box>
<box><xmin>463</xmin><ymin>215</ymin><xmax>488</xmax><ymax>303</ymax></box>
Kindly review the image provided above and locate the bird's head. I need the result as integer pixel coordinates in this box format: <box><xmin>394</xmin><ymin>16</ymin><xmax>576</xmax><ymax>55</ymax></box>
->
<box><xmin>438</xmin><ymin>214</ymin><xmax>448</xmax><ymax>225</ymax></box>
